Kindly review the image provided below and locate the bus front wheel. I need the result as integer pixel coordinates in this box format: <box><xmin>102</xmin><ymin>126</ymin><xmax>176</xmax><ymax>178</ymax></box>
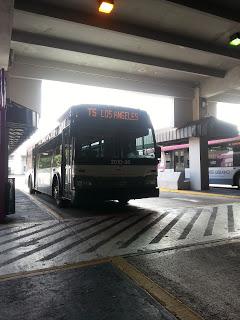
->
<box><xmin>52</xmin><ymin>180</ymin><xmax>63</xmax><ymax>208</ymax></box>
<box><xmin>118</xmin><ymin>198</ymin><xmax>129</xmax><ymax>206</ymax></box>
<box><xmin>236</xmin><ymin>175</ymin><xmax>240</xmax><ymax>189</ymax></box>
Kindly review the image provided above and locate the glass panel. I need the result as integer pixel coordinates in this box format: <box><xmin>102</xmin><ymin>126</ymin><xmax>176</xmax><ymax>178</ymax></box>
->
<box><xmin>75</xmin><ymin>128</ymin><xmax>155</xmax><ymax>161</ymax></box>
<box><xmin>165</xmin><ymin>151</ymin><xmax>173</xmax><ymax>169</ymax></box>
<box><xmin>38</xmin><ymin>152</ymin><xmax>52</xmax><ymax>169</ymax></box>
<box><xmin>53</xmin><ymin>146</ymin><xmax>62</xmax><ymax>167</ymax></box>
<box><xmin>174</xmin><ymin>150</ymin><xmax>185</xmax><ymax>172</ymax></box>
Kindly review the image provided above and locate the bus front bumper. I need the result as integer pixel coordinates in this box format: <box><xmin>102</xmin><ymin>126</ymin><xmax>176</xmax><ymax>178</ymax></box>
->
<box><xmin>71</xmin><ymin>187</ymin><xmax>159</xmax><ymax>203</ymax></box>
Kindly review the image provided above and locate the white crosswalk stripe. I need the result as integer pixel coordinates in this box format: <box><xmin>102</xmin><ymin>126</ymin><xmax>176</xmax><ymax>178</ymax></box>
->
<box><xmin>0</xmin><ymin>204</ymin><xmax>240</xmax><ymax>275</ymax></box>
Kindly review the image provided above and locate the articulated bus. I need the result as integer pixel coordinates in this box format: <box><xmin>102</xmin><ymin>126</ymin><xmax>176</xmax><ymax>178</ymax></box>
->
<box><xmin>158</xmin><ymin>136</ymin><xmax>240</xmax><ymax>187</ymax></box>
<box><xmin>26</xmin><ymin>104</ymin><xmax>160</xmax><ymax>207</ymax></box>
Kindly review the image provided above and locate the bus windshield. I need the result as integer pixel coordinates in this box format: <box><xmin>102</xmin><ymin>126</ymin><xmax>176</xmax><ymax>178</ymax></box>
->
<box><xmin>74</xmin><ymin>128</ymin><xmax>155</xmax><ymax>162</ymax></box>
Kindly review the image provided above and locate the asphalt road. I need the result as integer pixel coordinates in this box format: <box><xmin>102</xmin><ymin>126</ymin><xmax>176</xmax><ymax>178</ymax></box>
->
<box><xmin>1</xmin><ymin>176</ymin><xmax>239</xmax><ymax>320</ymax></box>
<box><xmin>128</xmin><ymin>241</ymin><xmax>240</xmax><ymax>320</ymax></box>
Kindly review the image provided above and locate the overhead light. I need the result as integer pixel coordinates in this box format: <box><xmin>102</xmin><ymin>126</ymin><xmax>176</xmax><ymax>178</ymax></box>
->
<box><xmin>98</xmin><ymin>1</ymin><xmax>114</xmax><ymax>14</ymax></box>
<box><xmin>229</xmin><ymin>33</ymin><xmax>240</xmax><ymax>46</ymax></box>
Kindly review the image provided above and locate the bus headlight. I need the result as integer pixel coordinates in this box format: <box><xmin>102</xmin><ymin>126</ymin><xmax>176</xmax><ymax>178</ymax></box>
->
<box><xmin>145</xmin><ymin>175</ymin><xmax>156</xmax><ymax>186</ymax></box>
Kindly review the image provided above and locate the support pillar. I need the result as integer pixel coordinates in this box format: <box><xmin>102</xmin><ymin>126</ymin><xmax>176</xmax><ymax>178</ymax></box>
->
<box><xmin>0</xmin><ymin>69</ymin><xmax>7</xmax><ymax>220</ymax></box>
<box><xmin>189</xmin><ymin>136</ymin><xmax>209</xmax><ymax>191</ymax></box>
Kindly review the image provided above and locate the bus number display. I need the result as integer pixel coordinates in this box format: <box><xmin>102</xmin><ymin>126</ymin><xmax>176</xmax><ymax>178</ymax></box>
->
<box><xmin>88</xmin><ymin>108</ymin><xmax>139</xmax><ymax>121</ymax></box>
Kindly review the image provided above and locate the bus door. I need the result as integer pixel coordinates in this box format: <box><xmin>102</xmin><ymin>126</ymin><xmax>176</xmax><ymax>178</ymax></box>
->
<box><xmin>62</xmin><ymin>128</ymin><xmax>72</xmax><ymax>198</ymax></box>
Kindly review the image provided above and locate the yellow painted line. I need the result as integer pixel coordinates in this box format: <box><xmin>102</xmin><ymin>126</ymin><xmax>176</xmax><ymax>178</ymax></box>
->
<box><xmin>0</xmin><ymin>257</ymin><xmax>111</xmax><ymax>283</ymax></box>
<box><xmin>112</xmin><ymin>257</ymin><xmax>204</xmax><ymax>320</ymax></box>
<box><xmin>160</xmin><ymin>187</ymin><xmax>240</xmax><ymax>199</ymax></box>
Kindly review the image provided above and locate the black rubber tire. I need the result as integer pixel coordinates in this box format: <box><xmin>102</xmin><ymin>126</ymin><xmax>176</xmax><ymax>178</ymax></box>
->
<box><xmin>236</xmin><ymin>175</ymin><xmax>240</xmax><ymax>189</ymax></box>
<box><xmin>52</xmin><ymin>180</ymin><xmax>64</xmax><ymax>208</ymax></box>
<box><xmin>28</xmin><ymin>176</ymin><xmax>35</xmax><ymax>194</ymax></box>
<box><xmin>118</xmin><ymin>199</ymin><xmax>129</xmax><ymax>206</ymax></box>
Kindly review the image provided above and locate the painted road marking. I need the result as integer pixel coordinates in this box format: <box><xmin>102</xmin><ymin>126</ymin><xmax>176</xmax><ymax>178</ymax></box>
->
<box><xmin>112</xmin><ymin>257</ymin><xmax>204</xmax><ymax>320</ymax></box>
<box><xmin>172</xmin><ymin>197</ymin><xmax>200</xmax><ymax>203</ymax></box>
<box><xmin>178</xmin><ymin>208</ymin><xmax>203</xmax><ymax>240</ymax></box>
<box><xmin>161</xmin><ymin>187</ymin><xmax>240</xmax><ymax>199</ymax></box>
<box><xmin>204</xmin><ymin>207</ymin><xmax>217</xmax><ymax>236</ymax></box>
<box><xmin>0</xmin><ymin>203</ymin><xmax>240</xmax><ymax>275</ymax></box>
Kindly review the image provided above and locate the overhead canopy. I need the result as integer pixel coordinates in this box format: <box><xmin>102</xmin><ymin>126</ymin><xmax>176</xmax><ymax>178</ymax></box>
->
<box><xmin>156</xmin><ymin>116</ymin><xmax>238</xmax><ymax>144</ymax></box>
<box><xmin>7</xmin><ymin>99</ymin><xmax>38</xmax><ymax>154</ymax></box>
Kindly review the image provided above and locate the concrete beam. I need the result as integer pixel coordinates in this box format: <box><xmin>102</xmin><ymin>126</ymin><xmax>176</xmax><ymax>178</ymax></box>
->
<box><xmin>14</xmin><ymin>0</ymin><xmax>240</xmax><ymax>61</ymax></box>
<box><xmin>7</xmin><ymin>75</ymin><xmax>41</xmax><ymax>114</ymax></box>
<box><xmin>207</xmin><ymin>93</ymin><xmax>240</xmax><ymax>104</ymax></box>
<box><xmin>0</xmin><ymin>0</ymin><xmax>14</xmax><ymax>69</ymax></box>
<box><xmin>9</xmin><ymin>55</ymin><xmax>195</xmax><ymax>99</ymax></box>
<box><xmin>11</xmin><ymin>31</ymin><xmax>226</xmax><ymax>78</ymax></box>
<box><xmin>200</xmin><ymin>66</ymin><xmax>240</xmax><ymax>98</ymax></box>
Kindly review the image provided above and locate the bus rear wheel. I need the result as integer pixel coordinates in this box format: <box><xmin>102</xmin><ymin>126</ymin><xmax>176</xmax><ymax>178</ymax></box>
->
<box><xmin>28</xmin><ymin>176</ymin><xmax>35</xmax><ymax>194</ymax></box>
<box><xmin>53</xmin><ymin>180</ymin><xmax>63</xmax><ymax>208</ymax></box>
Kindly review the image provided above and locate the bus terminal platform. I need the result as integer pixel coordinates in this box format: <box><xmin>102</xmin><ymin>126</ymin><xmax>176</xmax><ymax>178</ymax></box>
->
<box><xmin>0</xmin><ymin>180</ymin><xmax>240</xmax><ymax>320</ymax></box>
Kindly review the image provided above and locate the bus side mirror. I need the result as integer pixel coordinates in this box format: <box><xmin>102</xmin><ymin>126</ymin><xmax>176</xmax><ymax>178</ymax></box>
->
<box><xmin>155</xmin><ymin>146</ymin><xmax>161</xmax><ymax>159</ymax></box>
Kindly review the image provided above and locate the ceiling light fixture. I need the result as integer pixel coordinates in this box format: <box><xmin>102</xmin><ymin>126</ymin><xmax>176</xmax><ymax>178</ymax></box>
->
<box><xmin>229</xmin><ymin>33</ymin><xmax>240</xmax><ymax>46</ymax></box>
<box><xmin>98</xmin><ymin>1</ymin><xmax>114</xmax><ymax>14</ymax></box>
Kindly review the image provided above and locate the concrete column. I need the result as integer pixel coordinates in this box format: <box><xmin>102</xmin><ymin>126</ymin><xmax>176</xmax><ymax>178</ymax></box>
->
<box><xmin>0</xmin><ymin>69</ymin><xmax>7</xmax><ymax>220</ymax></box>
<box><xmin>189</xmin><ymin>136</ymin><xmax>209</xmax><ymax>191</ymax></box>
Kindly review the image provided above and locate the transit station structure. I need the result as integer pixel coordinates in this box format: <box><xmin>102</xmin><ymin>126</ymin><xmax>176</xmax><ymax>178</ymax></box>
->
<box><xmin>1</xmin><ymin>0</ymin><xmax>240</xmax><ymax>218</ymax></box>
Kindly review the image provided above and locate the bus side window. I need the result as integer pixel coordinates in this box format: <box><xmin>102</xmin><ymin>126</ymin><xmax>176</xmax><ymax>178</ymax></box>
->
<box><xmin>208</xmin><ymin>145</ymin><xmax>233</xmax><ymax>167</ymax></box>
<box><xmin>53</xmin><ymin>146</ymin><xmax>62</xmax><ymax>167</ymax></box>
<box><xmin>38</xmin><ymin>151</ymin><xmax>53</xmax><ymax>169</ymax></box>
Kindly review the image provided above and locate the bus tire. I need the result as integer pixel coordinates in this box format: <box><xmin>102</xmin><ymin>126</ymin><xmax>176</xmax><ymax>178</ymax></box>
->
<box><xmin>118</xmin><ymin>198</ymin><xmax>129</xmax><ymax>206</ymax></box>
<box><xmin>236</xmin><ymin>174</ymin><xmax>240</xmax><ymax>189</ymax></box>
<box><xmin>52</xmin><ymin>179</ymin><xmax>63</xmax><ymax>208</ymax></box>
<box><xmin>28</xmin><ymin>176</ymin><xmax>35</xmax><ymax>194</ymax></box>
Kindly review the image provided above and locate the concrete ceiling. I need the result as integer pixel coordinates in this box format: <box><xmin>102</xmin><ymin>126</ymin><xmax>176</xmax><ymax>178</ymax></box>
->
<box><xmin>7</xmin><ymin>0</ymin><xmax>240</xmax><ymax>102</ymax></box>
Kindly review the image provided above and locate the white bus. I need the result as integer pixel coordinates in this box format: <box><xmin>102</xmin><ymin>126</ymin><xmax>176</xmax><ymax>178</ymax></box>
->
<box><xmin>26</xmin><ymin>104</ymin><xmax>160</xmax><ymax>207</ymax></box>
<box><xmin>158</xmin><ymin>136</ymin><xmax>240</xmax><ymax>188</ymax></box>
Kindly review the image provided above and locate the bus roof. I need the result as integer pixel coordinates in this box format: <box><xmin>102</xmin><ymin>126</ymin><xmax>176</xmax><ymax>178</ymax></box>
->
<box><xmin>160</xmin><ymin>135</ymin><xmax>240</xmax><ymax>151</ymax></box>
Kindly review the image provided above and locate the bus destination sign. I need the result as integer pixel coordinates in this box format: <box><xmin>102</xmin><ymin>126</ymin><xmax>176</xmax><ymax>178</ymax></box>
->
<box><xmin>87</xmin><ymin>107</ymin><xmax>139</xmax><ymax>121</ymax></box>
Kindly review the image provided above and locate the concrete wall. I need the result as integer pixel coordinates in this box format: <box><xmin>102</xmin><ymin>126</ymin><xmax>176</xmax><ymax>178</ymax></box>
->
<box><xmin>0</xmin><ymin>0</ymin><xmax>14</xmax><ymax>69</ymax></box>
<box><xmin>7</xmin><ymin>76</ymin><xmax>42</xmax><ymax>114</ymax></box>
<box><xmin>174</xmin><ymin>98</ymin><xmax>193</xmax><ymax>127</ymax></box>
<box><xmin>207</xmin><ymin>101</ymin><xmax>217</xmax><ymax>117</ymax></box>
